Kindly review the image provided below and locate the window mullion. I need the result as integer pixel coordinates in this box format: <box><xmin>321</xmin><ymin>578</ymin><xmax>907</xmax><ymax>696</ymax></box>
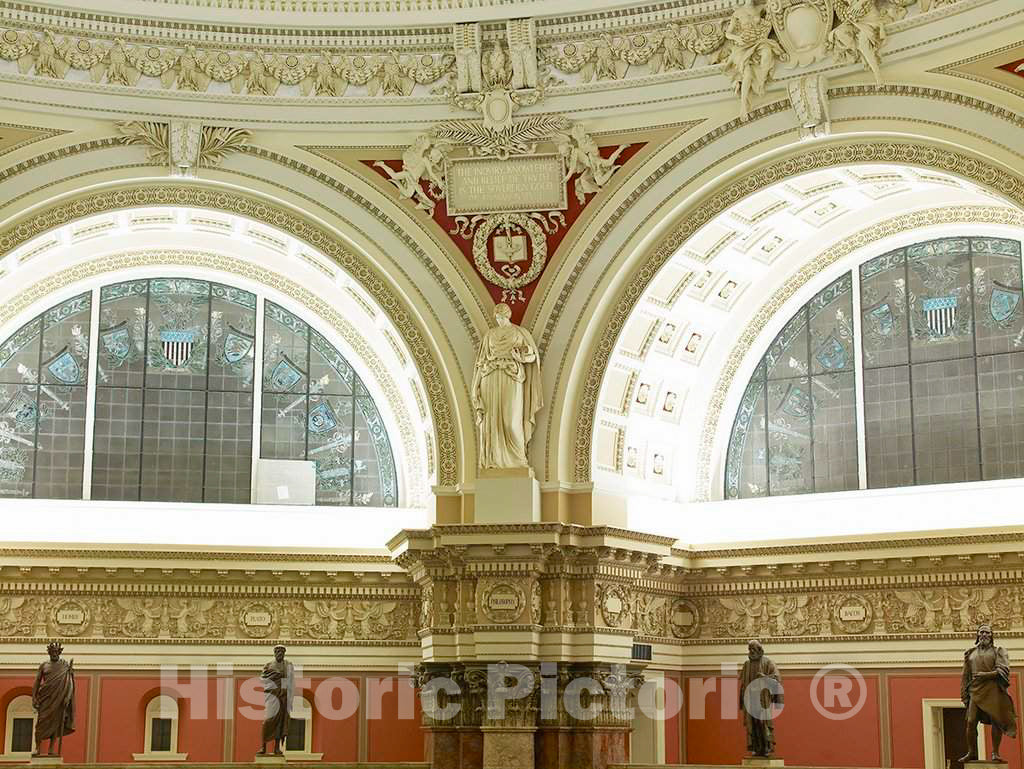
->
<box><xmin>851</xmin><ymin>268</ymin><xmax>868</xmax><ymax>490</ymax></box>
<box><xmin>250</xmin><ymin>297</ymin><xmax>266</xmax><ymax>503</ymax></box>
<box><xmin>82</xmin><ymin>287</ymin><xmax>102</xmax><ymax>500</ymax></box>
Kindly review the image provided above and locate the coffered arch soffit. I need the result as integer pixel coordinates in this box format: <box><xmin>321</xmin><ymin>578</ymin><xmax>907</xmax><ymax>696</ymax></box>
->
<box><xmin>537</xmin><ymin>85</ymin><xmax>1024</xmax><ymax>497</ymax></box>
<box><xmin>0</xmin><ymin>178</ymin><xmax>474</xmax><ymax>491</ymax></box>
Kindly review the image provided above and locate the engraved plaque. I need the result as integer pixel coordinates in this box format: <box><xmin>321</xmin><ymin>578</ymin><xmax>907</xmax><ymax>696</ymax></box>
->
<box><xmin>56</xmin><ymin>608</ymin><xmax>85</xmax><ymax>625</ymax></box>
<box><xmin>446</xmin><ymin>154</ymin><xmax>567</xmax><ymax>215</ymax></box>
<box><xmin>839</xmin><ymin>604</ymin><xmax>866</xmax><ymax>622</ymax></box>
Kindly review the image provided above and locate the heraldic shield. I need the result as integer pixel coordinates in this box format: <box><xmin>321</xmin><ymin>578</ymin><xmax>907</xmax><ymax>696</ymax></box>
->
<box><xmin>270</xmin><ymin>355</ymin><xmax>304</xmax><ymax>392</ymax></box>
<box><xmin>990</xmin><ymin>283</ymin><xmax>1021</xmax><ymax>323</ymax></box>
<box><xmin>160</xmin><ymin>330</ymin><xmax>196</xmax><ymax>368</ymax></box>
<box><xmin>815</xmin><ymin>335</ymin><xmax>847</xmax><ymax>371</ymax></box>
<box><xmin>223</xmin><ymin>326</ymin><xmax>255</xmax><ymax>363</ymax></box>
<box><xmin>100</xmin><ymin>321</ymin><xmax>132</xmax><ymax>363</ymax></box>
<box><xmin>44</xmin><ymin>347</ymin><xmax>81</xmax><ymax>385</ymax></box>
<box><xmin>923</xmin><ymin>296</ymin><xmax>957</xmax><ymax>337</ymax></box>
<box><xmin>766</xmin><ymin>0</ymin><xmax>834</xmax><ymax>67</ymax></box>
<box><xmin>865</xmin><ymin>301</ymin><xmax>894</xmax><ymax>337</ymax></box>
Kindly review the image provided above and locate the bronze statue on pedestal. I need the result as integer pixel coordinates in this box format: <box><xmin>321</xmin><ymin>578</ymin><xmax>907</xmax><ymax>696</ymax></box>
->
<box><xmin>258</xmin><ymin>645</ymin><xmax>295</xmax><ymax>757</ymax></box>
<box><xmin>961</xmin><ymin>625</ymin><xmax>1017</xmax><ymax>762</ymax></box>
<box><xmin>32</xmin><ymin>641</ymin><xmax>75</xmax><ymax>757</ymax></box>
<box><xmin>740</xmin><ymin>639</ymin><xmax>782</xmax><ymax>758</ymax></box>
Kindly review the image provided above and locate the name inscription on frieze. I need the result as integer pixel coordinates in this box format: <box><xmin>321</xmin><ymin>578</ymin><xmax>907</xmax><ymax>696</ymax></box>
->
<box><xmin>446</xmin><ymin>154</ymin><xmax>567</xmax><ymax>215</ymax></box>
<box><xmin>839</xmin><ymin>604</ymin><xmax>867</xmax><ymax>622</ymax></box>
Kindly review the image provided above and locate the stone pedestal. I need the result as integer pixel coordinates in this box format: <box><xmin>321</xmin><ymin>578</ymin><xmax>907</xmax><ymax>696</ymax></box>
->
<box><xmin>29</xmin><ymin>759</ymin><xmax>63</xmax><ymax>766</ymax></box>
<box><xmin>965</xmin><ymin>762</ymin><xmax>1009</xmax><ymax>769</ymax></box>
<box><xmin>482</xmin><ymin>726</ymin><xmax>536</xmax><ymax>769</ymax></box>
<box><xmin>742</xmin><ymin>757</ymin><xmax>785</xmax><ymax>767</ymax></box>
<box><xmin>424</xmin><ymin>727</ymin><xmax>483</xmax><ymax>769</ymax></box>
<box><xmin>474</xmin><ymin>468</ymin><xmax>540</xmax><ymax>523</ymax></box>
<box><xmin>253</xmin><ymin>755</ymin><xmax>286</xmax><ymax>765</ymax></box>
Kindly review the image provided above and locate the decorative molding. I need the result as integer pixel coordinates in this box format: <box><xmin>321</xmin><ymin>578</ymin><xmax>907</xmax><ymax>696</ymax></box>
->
<box><xmin>117</xmin><ymin>121</ymin><xmax>251</xmax><ymax>175</ymax></box>
<box><xmin>0</xmin><ymin>186</ymin><xmax>458</xmax><ymax>487</ymax></box>
<box><xmin>0</xmin><ymin>0</ymin><xmax>961</xmax><ymax>110</ymax></box>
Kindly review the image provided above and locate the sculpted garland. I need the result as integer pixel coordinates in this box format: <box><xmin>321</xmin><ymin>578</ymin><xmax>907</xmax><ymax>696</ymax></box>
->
<box><xmin>0</xmin><ymin>0</ymin><xmax>952</xmax><ymax>116</ymax></box>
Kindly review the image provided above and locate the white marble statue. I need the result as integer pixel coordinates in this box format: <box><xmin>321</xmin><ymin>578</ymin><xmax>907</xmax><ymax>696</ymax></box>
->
<box><xmin>723</xmin><ymin>0</ymin><xmax>784</xmax><ymax>119</ymax></box>
<box><xmin>471</xmin><ymin>303</ymin><xmax>543</xmax><ymax>470</ymax></box>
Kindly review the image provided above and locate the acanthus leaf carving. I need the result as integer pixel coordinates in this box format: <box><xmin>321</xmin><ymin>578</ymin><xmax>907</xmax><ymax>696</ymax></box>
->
<box><xmin>117</xmin><ymin>120</ymin><xmax>252</xmax><ymax>176</ymax></box>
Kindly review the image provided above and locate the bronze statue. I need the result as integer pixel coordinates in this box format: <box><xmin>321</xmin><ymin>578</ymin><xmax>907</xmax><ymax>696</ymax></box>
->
<box><xmin>740</xmin><ymin>639</ymin><xmax>782</xmax><ymax>757</ymax></box>
<box><xmin>258</xmin><ymin>645</ymin><xmax>294</xmax><ymax>756</ymax></box>
<box><xmin>961</xmin><ymin>625</ymin><xmax>1018</xmax><ymax>762</ymax></box>
<box><xmin>32</xmin><ymin>641</ymin><xmax>75</xmax><ymax>757</ymax></box>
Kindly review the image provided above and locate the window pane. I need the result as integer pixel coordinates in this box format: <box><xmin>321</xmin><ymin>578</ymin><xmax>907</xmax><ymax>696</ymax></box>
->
<box><xmin>209</xmin><ymin>284</ymin><xmax>256</xmax><ymax>392</ymax></box>
<box><xmin>811</xmin><ymin>370</ymin><xmax>858</xmax><ymax>492</ymax></box>
<box><xmin>978</xmin><ymin>352</ymin><xmax>1024</xmax><ymax>480</ymax></box>
<box><xmin>0</xmin><ymin>317</ymin><xmax>41</xmax><ymax>385</ymax></box>
<box><xmin>766</xmin><ymin>376</ymin><xmax>813</xmax><ymax>495</ymax></box>
<box><xmin>264</xmin><ymin>303</ymin><xmax>309</xmax><ymax>394</ymax></box>
<box><xmin>864</xmin><ymin>366</ymin><xmax>914</xmax><ymax>488</ymax></box>
<box><xmin>309</xmin><ymin>394</ymin><xmax>353</xmax><ymax>505</ymax></box>
<box><xmin>151</xmin><ymin>717</ymin><xmax>172</xmax><ymax>751</ymax></box>
<box><xmin>261</xmin><ymin>394</ymin><xmax>308</xmax><ymax>459</ymax></box>
<box><xmin>286</xmin><ymin>717</ymin><xmax>306</xmax><ymax>752</ymax></box>
<box><xmin>860</xmin><ymin>247</ymin><xmax>909</xmax><ymax>369</ymax></box>
<box><xmin>724</xmin><ymin>364</ymin><xmax>767</xmax><ymax>499</ymax></box>
<box><xmin>355</xmin><ymin>393</ymin><xmax>397</xmax><ymax>506</ymax></box>
<box><xmin>911</xmin><ymin>358</ymin><xmax>981</xmax><ymax>484</ymax></box>
<box><xmin>12</xmin><ymin>717</ymin><xmax>33</xmax><ymax>752</ymax></box>
<box><xmin>35</xmin><ymin>385</ymin><xmax>87</xmax><ymax>499</ymax></box>
<box><xmin>0</xmin><ymin>384</ymin><xmax>38</xmax><ymax>497</ymax></box>
<box><xmin>765</xmin><ymin>308</ymin><xmax>808</xmax><ymax>380</ymax></box>
<box><xmin>310</xmin><ymin>330</ymin><xmax>354</xmax><ymax>396</ymax></box>
<box><xmin>146</xmin><ymin>279</ymin><xmax>210</xmax><ymax>389</ymax></box>
<box><xmin>205</xmin><ymin>391</ymin><xmax>253</xmax><ymax>503</ymax></box>
<box><xmin>141</xmin><ymin>389</ymin><xmax>206</xmax><ymax>502</ymax></box>
<box><xmin>809</xmin><ymin>273</ymin><xmax>854</xmax><ymax>376</ymax></box>
<box><xmin>98</xmin><ymin>281</ymin><xmax>147</xmax><ymax>388</ymax></box>
<box><xmin>92</xmin><ymin>387</ymin><xmax>143</xmax><ymax>500</ymax></box>
<box><xmin>908</xmin><ymin>238</ymin><xmax>974</xmax><ymax>363</ymax></box>
<box><xmin>972</xmin><ymin>238</ymin><xmax>1024</xmax><ymax>357</ymax></box>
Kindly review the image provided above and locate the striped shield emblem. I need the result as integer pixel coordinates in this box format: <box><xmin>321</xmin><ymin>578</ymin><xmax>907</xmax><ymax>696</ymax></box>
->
<box><xmin>922</xmin><ymin>296</ymin><xmax>957</xmax><ymax>337</ymax></box>
<box><xmin>160</xmin><ymin>330</ymin><xmax>195</xmax><ymax>368</ymax></box>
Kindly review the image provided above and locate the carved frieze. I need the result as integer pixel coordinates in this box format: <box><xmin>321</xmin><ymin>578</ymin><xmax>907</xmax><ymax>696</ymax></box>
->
<box><xmin>0</xmin><ymin>592</ymin><xmax>418</xmax><ymax>643</ymax></box>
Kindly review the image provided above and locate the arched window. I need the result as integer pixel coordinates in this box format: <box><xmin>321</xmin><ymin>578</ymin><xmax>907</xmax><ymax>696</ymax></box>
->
<box><xmin>0</xmin><ymin>278</ymin><xmax>396</xmax><ymax>506</ymax></box>
<box><xmin>3</xmin><ymin>695</ymin><xmax>35</xmax><ymax>756</ymax></box>
<box><xmin>134</xmin><ymin>694</ymin><xmax>185</xmax><ymax>760</ymax></box>
<box><xmin>284</xmin><ymin>696</ymin><xmax>320</xmax><ymax>759</ymax></box>
<box><xmin>725</xmin><ymin>236</ymin><xmax>1024</xmax><ymax>498</ymax></box>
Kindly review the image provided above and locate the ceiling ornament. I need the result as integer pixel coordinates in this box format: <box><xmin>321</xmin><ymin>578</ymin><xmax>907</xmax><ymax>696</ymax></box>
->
<box><xmin>434</xmin><ymin>20</ymin><xmax>559</xmax><ymax>131</ymax></box>
<box><xmin>788</xmin><ymin>73</ymin><xmax>831</xmax><ymax>138</ymax></box>
<box><xmin>720</xmin><ymin>0</ymin><xmax>893</xmax><ymax>120</ymax></box>
<box><xmin>117</xmin><ymin>121</ymin><xmax>251</xmax><ymax>175</ymax></box>
<box><xmin>371</xmin><ymin>116</ymin><xmax>636</xmax><ymax>314</ymax></box>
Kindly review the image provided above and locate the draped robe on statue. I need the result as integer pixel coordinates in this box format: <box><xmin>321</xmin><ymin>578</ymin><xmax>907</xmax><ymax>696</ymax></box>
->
<box><xmin>33</xmin><ymin>659</ymin><xmax>75</xmax><ymax>743</ymax></box>
<box><xmin>962</xmin><ymin>645</ymin><xmax>1018</xmax><ymax>736</ymax></box>
<box><xmin>471</xmin><ymin>322</ymin><xmax>542</xmax><ymax>469</ymax></box>
<box><xmin>260</xmin><ymin>659</ymin><xmax>294</xmax><ymax>744</ymax></box>
<box><xmin>740</xmin><ymin>655</ymin><xmax>782</xmax><ymax>756</ymax></box>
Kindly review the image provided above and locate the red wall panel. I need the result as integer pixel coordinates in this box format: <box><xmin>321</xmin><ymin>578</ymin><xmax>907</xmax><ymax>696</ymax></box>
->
<box><xmin>773</xmin><ymin>674</ymin><xmax>881</xmax><ymax>767</ymax></box>
<box><xmin>95</xmin><ymin>675</ymin><xmax>222</xmax><ymax>762</ymax></box>
<box><xmin>664</xmin><ymin>673</ymin><xmax>682</xmax><ymax>765</ymax></box>
<box><xmin>365</xmin><ymin>676</ymin><xmax>423</xmax><ymax>762</ymax></box>
<box><xmin>685</xmin><ymin>675</ymin><xmax>747</xmax><ymax>765</ymax></box>
<box><xmin>890</xmin><ymin>673</ymin><xmax>1023</xmax><ymax>769</ymax></box>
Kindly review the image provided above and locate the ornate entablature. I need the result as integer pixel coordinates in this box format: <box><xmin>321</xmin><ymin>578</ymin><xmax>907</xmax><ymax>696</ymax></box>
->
<box><xmin>0</xmin><ymin>0</ymin><xmax>963</xmax><ymax>117</ymax></box>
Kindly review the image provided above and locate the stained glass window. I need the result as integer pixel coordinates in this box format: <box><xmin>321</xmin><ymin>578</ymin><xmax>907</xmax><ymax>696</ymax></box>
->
<box><xmin>725</xmin><ymin>236</ymin><xmax>1024</xmax><ymax>498</ymax></box>
<box><xmin>262</xmin><ymin>302</ymin><xmax>396</xmax><ymax>506</ymax></box>
<box><xmin>0</xmin><ymin>280</ymin><xmax>397</xmax><ymax>506</ymax></box>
